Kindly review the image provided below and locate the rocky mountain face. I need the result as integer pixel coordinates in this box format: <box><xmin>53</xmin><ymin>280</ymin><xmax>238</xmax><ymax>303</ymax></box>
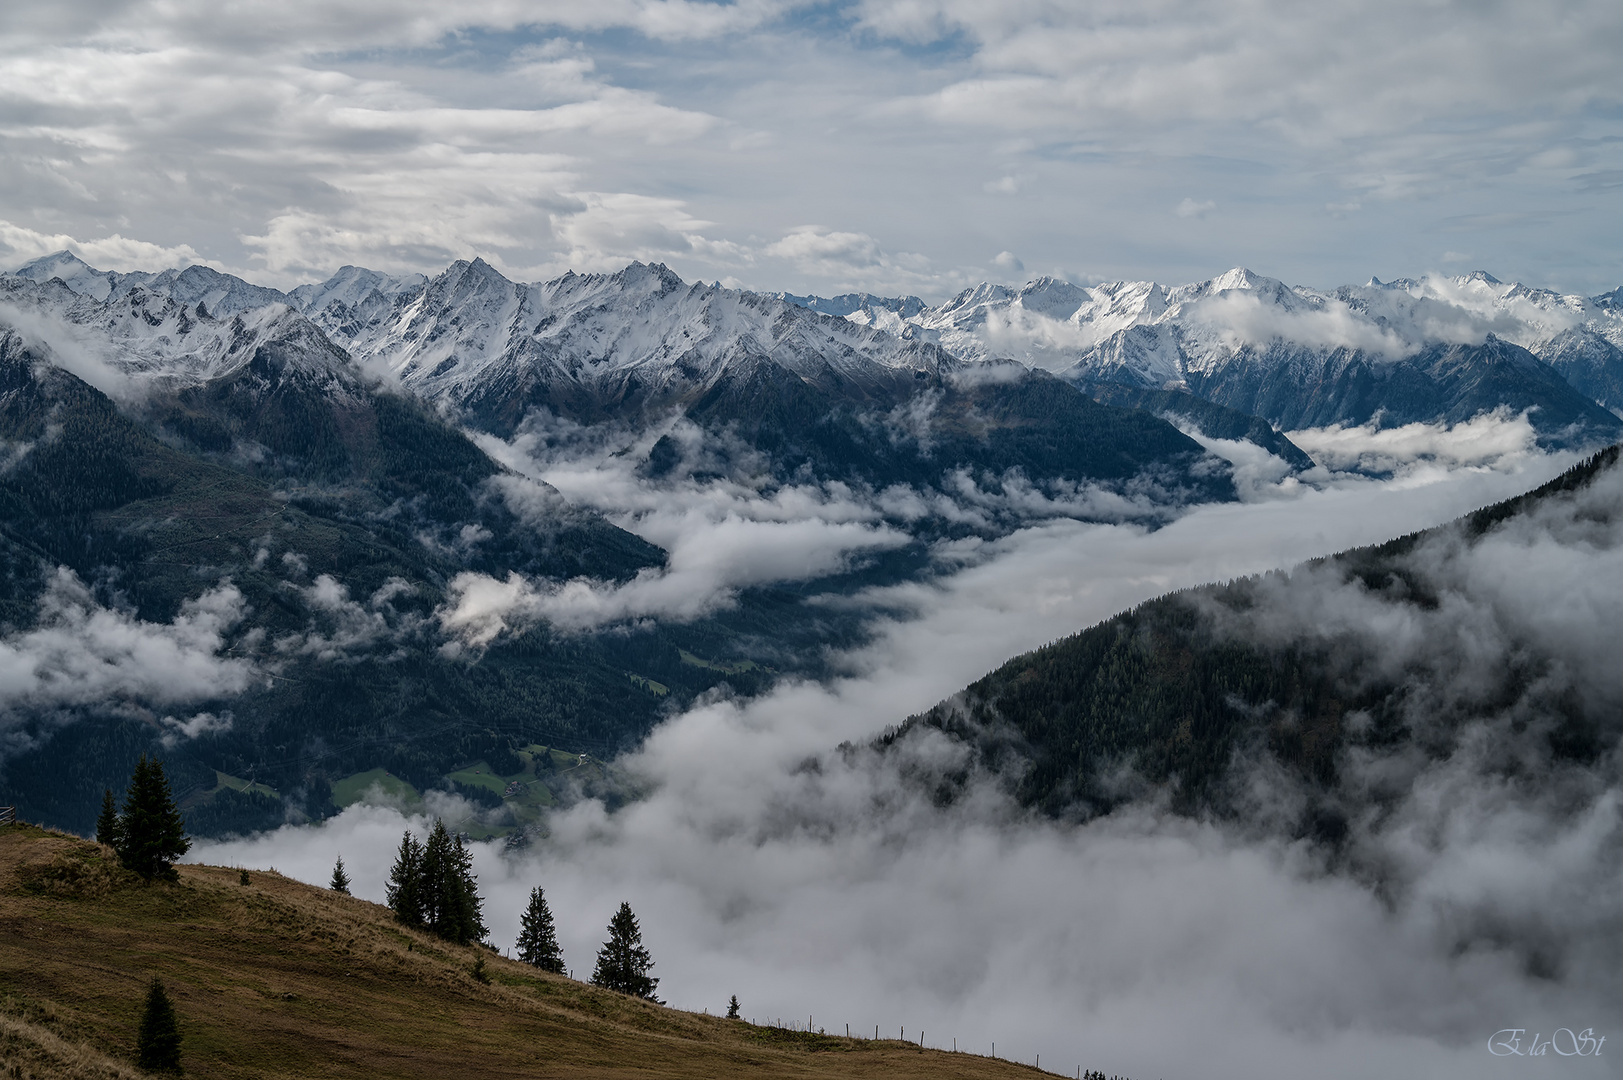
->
<box><xmin>9</xmin><ymin>252</ymin><xmax>1250</xmax><ymax>509</ymax></box>
<box><xmin>296</xmin><ymin>258</ymin><xmax>952</xmax><ymax>429</ymax></box>
<box><xmin>785</xmin><ymin>267</ymin><xmax>1623</xmax><ymax>447</ymax></box>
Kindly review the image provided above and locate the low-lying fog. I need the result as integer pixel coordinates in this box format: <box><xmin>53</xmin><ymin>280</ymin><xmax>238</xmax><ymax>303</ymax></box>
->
<box><xmin>196</xmin><ymin>412</ymin><xmax>1619</xmax><ymax>1080</ymax></box>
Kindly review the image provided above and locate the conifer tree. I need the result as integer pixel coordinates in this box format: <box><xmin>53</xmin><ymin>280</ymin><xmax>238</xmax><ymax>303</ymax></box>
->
<box><xmin>329</xmin><ymin>855</ymin><xmax>351</xmax><ymax>895</ymax></box>
<box><xmin>135</xmin><ymin>976</ymin><xmax>182</xmax><ymax>1071</ymax></box>
<box><xmin>726</xmin><ymin>994</ymin><xmax>740</xmax><ymax>1019</ymax></box>
<box><xmin>443</xmin><ymin>832</ymin><xmax>487</xmax><ymax>946</ymax></box>
<box><xmin>96</xmin><ymin>788</ymin><xmax>120</xmax><ymax>847</ymax></box>
<box><xmin>116</xmin><ymin>756</ymin><xmax>190</xmax><ymax>881</ymax></box>
<box><xmin>419</xmin><ymin>820</ymin><xmax>455</xmax><ymax>936</ymax></box>
<box><xmin>515</xmin><ymin>886</ymin><xmax>565</xmax><ymax>974</ymax></box>
<box><xmin>591</xmin><ymin>902</ymin><xmax>659</xmax><ymax>1001</ymax></box>
<box><xmin>388</xmin><ymin>822</ymin><xmax>486</xmax><ymax>945</ymax></box>
<box><xmin>386</xmin><ymin>831</ymin><xmax>424</xmax><ymax>926</ymax></box>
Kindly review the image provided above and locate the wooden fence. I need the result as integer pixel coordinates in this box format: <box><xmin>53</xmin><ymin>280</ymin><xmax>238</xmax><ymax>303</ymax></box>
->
<box><xmin>0</xmin><ymin>806</ymin><xmax>15</xmax><ymax>825</ymax></box>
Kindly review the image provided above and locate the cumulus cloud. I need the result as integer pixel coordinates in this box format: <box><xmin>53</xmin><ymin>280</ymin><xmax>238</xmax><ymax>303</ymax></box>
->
<box><xmin>274</xmin><ymin>574</ymin><xmax>424</xmax><ymax>662</ymax></box>
<box><xmin>449</xmin><ymin>397</ymin><xmax>1358</xmax><ymax>642</ymax></box>
<box><xmin>1287</xmin><ymin>408</ymin><xmax>1542</xmax><ymax>475</ymax></box>
<box><xmin>445</xmin><ymin>417</ymin><xmax>918</xmax><ymax>639</ymax></box>
<box><xmin>0</xmin><ymin>220</ymin><xmax>209</xmax><ymax>274</ymax></box>
<box><xmin>977</xmin><ymin>304</ymin><xmax>1107</xmax><ymax>362</ymax></box>
<box><xmin>2</xmin><ymin>1</ymin><xmax>1620</xmax><ymax>297</ymax></box>
<box><xmin>193</xmin><ymin>437</ymin><xmax>1593</xmax><ymax>1080</ymax></box>
<box><xmin>0</xmin><ymin>569</ymin><xmax>254</xmax><ymax>757</ymax></box>
<box><xmin>159</xmin><ymin>710</ymin><xmax>233</xmax><ymax>749</ymax></box>
<box><xmin>439</xmin><ymin>508</ymin><xmax>910</xmax><ymax>641</ymax></box>
<box><xmin>763</xmin><ymin>226</ymin><xmax>943</xmax><ymax>292</ymax></box>
<box><xmin>1185</xmin><ymin>291</ymin><xmax>1416</xmax><ymax>357</ymax></box>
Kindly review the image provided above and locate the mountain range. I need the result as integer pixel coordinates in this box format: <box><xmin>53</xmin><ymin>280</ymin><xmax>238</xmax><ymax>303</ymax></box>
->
<box><xmin>790</xmin><ymin>266</ymin><xmax>1623</xmax><ymax>445</ymax></box>
<box><xmin>3</xmin><ymin>248</ymin><xmax>1621</xmax><ymax>839</ymax></box>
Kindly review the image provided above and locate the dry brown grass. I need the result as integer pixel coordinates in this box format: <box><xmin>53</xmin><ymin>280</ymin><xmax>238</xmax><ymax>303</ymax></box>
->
<box><xmin>0</xmin><ymin>825</ymin><xmax>1053</xmax><ymax>1079</ymax></box>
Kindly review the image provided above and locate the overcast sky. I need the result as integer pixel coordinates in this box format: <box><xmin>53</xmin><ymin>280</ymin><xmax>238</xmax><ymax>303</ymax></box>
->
<box><xmin>3</xmin><ymin>1</ymin><xmax>1621</xmax><ymax>298</ymax></box>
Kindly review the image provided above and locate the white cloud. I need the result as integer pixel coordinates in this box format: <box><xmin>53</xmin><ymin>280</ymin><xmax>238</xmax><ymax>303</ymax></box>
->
<box><xmin>1287</xmin><ymin>409</ymin><xmax>1542</xmax><ymax>475</ymax></box>
<box><xmin>274</xmin><ymin>574</ymin><xmax>423</xmax><ymax>661</ymax></box>
<box><xmin>1</xmin><ymin>0</ymin><xmax>1620</xmax><ymax>297</ymax></box>
<box><xmin>159</xmin><ymin>710</ymin><xmax>233</xmax><ymax>749</ymax></box>
<box><xmin>763</xmin><ymin>226</ymin><xmax>942</xmax><ymax>291</ymax></box>
<box><xmin>0</xmin><ymin>569</ymin><xmax>254</xmax><ymax>756</ymax></box>
<box><xmin>0</xmin><ymin>300</ymin><xmax>141</xmax><ymax>401</ymax></box>
<box><xmin>1185</xmin><ymin>291</ymin><xmax>1417</xmax><ymax>356</ymax></box>
<box><xmin>194</xmin><ymin>446</ymin><xmax>1594</xmax><ymax>1080</ymax></box>
<box><xmin>1175</xmin><ymin>197</ymin><xmax>1215</xmax><ymax>219</ymax></box>
<box><xmin>0</xmin><ymin>220</ymin><xmax>209</xmax><ymax>274</ymax></box>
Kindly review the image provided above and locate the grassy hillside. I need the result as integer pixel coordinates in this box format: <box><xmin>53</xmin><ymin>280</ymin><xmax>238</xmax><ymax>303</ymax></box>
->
<box><xmin>0</xmin><ymin>825</ymin><xmax>1079</xmax><ymax>1080</ymax></box>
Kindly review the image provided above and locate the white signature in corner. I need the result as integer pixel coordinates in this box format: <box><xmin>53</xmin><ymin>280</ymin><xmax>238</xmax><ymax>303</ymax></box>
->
<box><xmin>1490</xmin><ymin>1029</ymin><xmax>1606</xmax><ymax>1057</ymax></box>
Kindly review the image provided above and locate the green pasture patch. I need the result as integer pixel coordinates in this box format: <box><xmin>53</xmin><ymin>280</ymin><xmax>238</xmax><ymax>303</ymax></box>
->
<box><xmin>678</xmin><ymin>649</ymin><xmax>761</xmax><ymax>675</ymax></box>
<box><xmin>627</xmin><ymin>672</ymin><xmax>670</xmax><ymax>696</ymax></box>
<box><xmin>446</xmin><ymin>761</ymin><xmax>510</xmax><ymax>797</ymax></box>
<box><xmin>212</xmin><ymin>770</ymin><xmax>280</xmax><ymax>798</ymax></box>
<box><xmin>331</xmin><ymin>768</ymin><xmax>421</xmax><ymax>809</ymax></box>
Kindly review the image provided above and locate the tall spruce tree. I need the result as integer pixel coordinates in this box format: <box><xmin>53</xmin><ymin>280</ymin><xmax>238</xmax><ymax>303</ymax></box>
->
<box><xmin>385</xmin><ymin>832</ymin><xmax>424</xmax><ymax>926</ymax></box>
<box><xmin>329</xmin><ymin>855</ymin><xmax>351</xmax><ymax>895</ymax></box>
<box><xmin>446</xmin><ymin>833</ymin><xmax>487</xmax><ymax>946</ymax></box>
<box><xmin>419</xmin><ymin>821</ymin><xmax>455</xmax><ymax>936</ymax></box>
<box><xmin>390</xmin><ymin>821</ymin><xmax>486</xmax><ymax>945</ymax></box>
<box><xmin>135</xmin><ymin>976</ymin><xmax>182</xmax><ymax>1071</ymax></box>
<box><xmin>116</xmin><ymin>756</ymin><xmax>190</xmax><ymax>881</ymax></box>
<box><xmin>591</xmin><ymin>902</ymin><xmax>659</xmax><ymax>1001</ymax></box>
<box><xmin>515</xmin><ymin>886</ymin><xmax>565</xmax><ymax>974</ymax></box>
<box><xmin>95</xmin><ymin>788</ymin><xmax>120</xmax><ymax>847</ymax></box>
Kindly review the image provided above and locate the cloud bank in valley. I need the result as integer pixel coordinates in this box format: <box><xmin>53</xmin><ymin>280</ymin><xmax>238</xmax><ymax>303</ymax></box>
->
<box><xmin>194</xmin><ymin>421</ymin><xmax>1607</xmax><ymax>1080</ymax></box>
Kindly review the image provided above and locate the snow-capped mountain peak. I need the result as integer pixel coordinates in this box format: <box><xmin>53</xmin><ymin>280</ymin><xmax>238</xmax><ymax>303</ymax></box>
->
<box><xmin>14</xmin><ymin>250</ymin><xmax>125</xmax><ymax>301</ymax></box>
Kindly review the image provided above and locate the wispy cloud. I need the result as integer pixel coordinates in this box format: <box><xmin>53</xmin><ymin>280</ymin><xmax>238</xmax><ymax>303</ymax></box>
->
<box><xmin>3</xmin><ymin>1</ymin><xmax>1619</xmax><ymax>295</ymax></box>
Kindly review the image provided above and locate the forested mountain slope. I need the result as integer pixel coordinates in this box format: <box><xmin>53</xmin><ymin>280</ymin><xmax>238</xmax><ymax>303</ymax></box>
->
<box><xmin>903</xmin><ymin>445</ymin><xmax>1623</xmax><ymax>838</ymax></box>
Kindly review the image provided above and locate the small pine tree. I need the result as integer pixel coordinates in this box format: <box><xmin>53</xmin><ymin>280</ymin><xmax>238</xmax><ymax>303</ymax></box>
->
<box><xmin>385</xmin><ymin>832</ymin><xmax>423</xmax><ymax>926</ymax></box>
<box><xmin>238</xmin><ymin>868</ymin><xmax>250</xmax><ymax>886</ymax></box>
<box><xmin>590</xmin><ymin>902</ymin><xmax>659</xmax><ymax>1001</ymax></box>
<box><xmin>470</xmin><ymin>954</ymin><xmax>490</xmax><ymax>984</ymax></box>
<box><xmin>329</xmin><ymin>856</ymin><xmax>351</xmax><ymax>895</ymax></box>
<box><xmin>96</xmin><ymin>788</ymin><xmax>120</xmax><ymax>847</ymax></box>
<box><xmin>116</xmin><ymin>756</ymin><xmax>190</xmax><ymax>881</ymax></box>
<box><xmin>515</xmin><ymin>886</ymin><xmax>565</xmax><ymax>974</ymax></box>
<box><xmin>726</xmin><ymin>994</ymin><xmax>740</xmax><ymax>1019</ymax></box>
<box><xmin>135</xmin><ymin>976</ymin><xmax>182</xmax><ymax>1071</ymax></box>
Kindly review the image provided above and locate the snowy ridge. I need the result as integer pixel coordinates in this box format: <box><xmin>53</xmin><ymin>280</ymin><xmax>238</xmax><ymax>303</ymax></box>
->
<box><xmin>0</xmin><ymin>272</ymin><xmax>360</xmax><ymax>402</ymax></box>
<box><xmin>780</xmin><ymin>267</ymin><xmax>1623</xmax><ymax>421</ymax></box>
<box><xmin>299</xmin><ymin>258</ymin><xmax>953</xmax><ymax>417</ymax></box>
<box><xmin>10</xmin><ymin>248</ymin><xmax>1622</xmax><ymax>439</ymax></box>
<box><xmin>785</xmin><ymin>266</ymin><xmax>1623</xmax><ymax>382</ymax></box>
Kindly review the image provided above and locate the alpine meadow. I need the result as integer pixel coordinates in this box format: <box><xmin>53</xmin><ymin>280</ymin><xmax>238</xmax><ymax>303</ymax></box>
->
<box><xmin>2</xmin><ymin>3</ymin><xmax>1623</xmax><ymax>1079</ymax></box>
